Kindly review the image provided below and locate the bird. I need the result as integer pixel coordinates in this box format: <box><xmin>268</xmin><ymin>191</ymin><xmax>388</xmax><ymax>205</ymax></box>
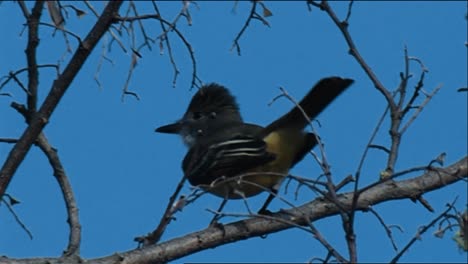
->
<box><xmin>156</xmin><ymin>76</ymin><xmax>354</xmax><ymax>215</ymax></box>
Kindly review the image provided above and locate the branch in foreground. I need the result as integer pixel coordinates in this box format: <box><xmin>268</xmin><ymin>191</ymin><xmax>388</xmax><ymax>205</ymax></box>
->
<box><xmin>2</xmin><ymin>156</ymin><xmax>465</xmax><ymax>264</ymax></box>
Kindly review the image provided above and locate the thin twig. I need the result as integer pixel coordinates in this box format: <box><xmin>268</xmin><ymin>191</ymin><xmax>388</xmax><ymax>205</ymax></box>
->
<box><xmin>367</xmin><ymin>206</ymin><xmax>399</xmax><ymax>251</ymax></box>
<box><xmin>319</xmin><ymin>1</ymin><xmax>395</xmax><ymax>111</ymax></box>
<box><xmin>368</xmin><ymin>144</ymin><xmax>391</xmax><ymax>154</ymax></box>
<box><xmin>389</xmin><ymin>199</ymin><xmax>458</xmax><ymax>263</ymax></box>
<box><xmin>154</xmin><ymin>0</ymin><xmax>191</xmax><ymax>40</ymax></box>
<box><xmin>0</xmin><ymin>138</ymin><xmax>19</xmax><ymax>144</ymax></box>
<box><xmin>152</xmin><ymin>1</ymin><xmax>180</xmax><ymax>88</ymax></box>
<box><xmin>230</xmin><ymin>1</ymin><xmax>270</xmax><ymax>56</ymax></box>
<box><xmin>130</xmin><ymin>1</ymin><xmax>154</xmax><ymax>52</ymax></box>
<box><xmin>344</xmin><ymin>0</ymin><xmax>354</xmax><ymax>24</ymax></box>
<box><xmin>396</xmin><ymin>46</ymin><xmax>410</xmax><ymax>111</ymax></box>
<box><xmin>309</xmin><ymin>222</ymin><xmax>348</xmax><ymax>263</ymax></box>
<box><xmin>114</xmin><ymin>13</ymin><xmax>201</xmax><ymax>89</ymax></box>
<box><xmin>5</xmin><ymin>71</ymin><xmax>30</xmax><ymax>96</ymax></box>
<box><xmin>84</xmin><ymin>0</ymin><xmax>127</xmax><ymax>53</ymax></box>
<box><xmin>2</xmin><ymin>197</ymin><xmax>33</xmax><ymax>239</ymax></box>
<box><xmin>136</xmin><ymin>175</ymin><xmax>187</xmax><ymax>246</ymax></box>
<box><xmin>0</xmin><ymin>65</ymin><xmax>59</xmax><ymax>92</ymax></box>
<box><xmin>37</xmin><ymin>22</ymin><xmax>82</xmax><ymax>43</ymax></box>
<box><xmin>400</xmin><ymin>84</ymin><xmax>442</xmax><ymax>134</ymax></box>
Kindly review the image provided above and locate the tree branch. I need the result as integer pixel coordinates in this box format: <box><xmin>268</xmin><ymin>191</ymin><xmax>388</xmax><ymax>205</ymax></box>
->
<box><xmin>2</xmin><ymin>156</ymin><xmax>464</xmax><ymax>264</ymax></box>
<box><xmin>24</xmin><ymin>0</ymin><xmax>44</xmax><ymax>114</ymax></box>
<box><xmin>0</xmin><ymin>1</ymin><xmax>124</xmax><ymax>200</ymax></box>
<box><xmin>318</xmin><ymin>0</ymin><xmax>394</xmax><ymax>110</ymax></box>
<box><xmin>36</xmin><ymin>134</ymin><xmax>81</xmax><ymax>257</ymax></box>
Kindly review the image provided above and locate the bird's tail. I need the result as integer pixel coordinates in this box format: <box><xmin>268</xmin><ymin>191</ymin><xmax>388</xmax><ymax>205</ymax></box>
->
<box><xmin>264</xmin><ymin>76</ymin><xmax>354</xmax><ymax>134</ymax></box>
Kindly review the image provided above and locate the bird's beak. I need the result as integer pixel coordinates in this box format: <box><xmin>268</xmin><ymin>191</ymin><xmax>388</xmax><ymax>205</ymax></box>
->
<box><xmin>155</xmin><ymin>122</ymin><xmax>182</xmax><ymax>134</ymax></box>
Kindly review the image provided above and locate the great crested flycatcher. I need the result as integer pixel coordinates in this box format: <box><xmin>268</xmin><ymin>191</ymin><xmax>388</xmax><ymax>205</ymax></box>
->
<box><xmin>156</xmin><ymin>76</ymin><xmax>354</xmax><ymax>213</ymax></box>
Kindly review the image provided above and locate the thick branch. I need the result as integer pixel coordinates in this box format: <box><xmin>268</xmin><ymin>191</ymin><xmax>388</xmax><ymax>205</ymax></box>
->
<box><xmin>0</xmin><ymin>1</ymin><xmax>124</xmax><ymax>199</ymax></box>
<box><xmin>121</xmin><ymin>157</ymin><xmax>466</xmax><ymax>264</ymax></box>
<box><xmin>24</xmin><ymin>0</ymin><xmax>44</xmax><ymax>113</ymax></box>
<box><xmin>2</xmin><ymin>156</ymin><xmax>464</xmax><ymax>264</ymax></box>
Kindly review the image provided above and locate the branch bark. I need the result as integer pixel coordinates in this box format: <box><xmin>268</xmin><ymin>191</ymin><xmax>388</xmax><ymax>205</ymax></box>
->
<box><xmin>1</xmin><ymin>156</ymin><xmax>465</xmax><ymax>264</ymax></box>
<box><xmin>0</xmin><ymin>1</ymin><xmax>124</xmax><ymax>199</ymax></box>
<box><xmin>36</xmin><ymin>134</ymin><xmax>81</xmax><ymax>257</ymax></box>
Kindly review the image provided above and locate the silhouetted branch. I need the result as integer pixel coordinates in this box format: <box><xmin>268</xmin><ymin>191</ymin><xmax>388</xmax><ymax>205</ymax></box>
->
<box><xmin>114</xmin><ymin>12</ymin><xmax>201</xmax><ymax>89</ymax></box>
<box><xmin>367</xmin><ymin>206</ymin><xmax>399</xmax><ymax>251</ymax></box>
<box><xmin>36</xmin><ymin>134</ymin><xmax>81</xmax><ymax>257</ymax></box>
<box><xmin>23</xmin><ymin>0</ymin><xmax>44</xmax><ymax>114</ymax></box>
<box><xmin>152</xmin><ymin>1</ymin><xmax>180</xmax><ymax>88</ymax></box>
<box><xmin>135</xmin><ymin>174</ymin><xmax>187</xmax><ymax>246</ymax></box>
<box><xmin>231</xmin><ymin>1</ymin><xmax>272</xmax><ymax>56</ymax></box>
<box><xmin>1</xmin><ymin>196</ymin><xmax>33</xmax><ymax>240</ymax></box>
<box><xmin>0</xmin><ymin>64</ymin><xmax>59</xmax><ymax>92</ymax></box>
<box><xmin>4</xmin><ymin>156</ymin><xmax>463</xmax><ymax>264</ymax></box>
<box><xmin>390</xmin><ymin>199</ymin><xmax>458</xmax><ymax>263</ymax></box>
<box><xmin>84</xmin><ymin>1</ymin><xmax>127</xmax><ymax>53</ymax></box>
<box><xmin>0</xmin><ymin>0</ymin><xmax>124</xmax><ymax>201</ymax></box>
<box><xmin>10</xmin><ymin>100</ymin><xmax>81</xmax><ymax>257</ymax></box>
<box><xmin>37</xmin><ymin>22</ymin><xmax>82</xmax><ymax>43</ymax></box>
<box><xmin>400</xmin><ymin>84</ymin><xmax>442</xmax><ymax>134</ymax></box>
<box><xmin>316</xmin><ymin>0</ymin><xmax>394</xmax><ymax>110</ymax></box>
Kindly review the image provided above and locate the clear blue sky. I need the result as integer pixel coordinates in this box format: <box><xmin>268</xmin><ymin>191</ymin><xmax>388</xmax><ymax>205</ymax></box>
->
<box><xmin>1</xmin><ymin>1</ymin><xmax>467</xmax><ymax>263</ymax></box>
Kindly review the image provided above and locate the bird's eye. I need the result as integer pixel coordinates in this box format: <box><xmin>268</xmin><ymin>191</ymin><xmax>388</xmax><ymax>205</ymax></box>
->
<box><xmin>209</xmin><ymin>112</ymin><xmax>217</xmax><ymax>119</ymax></box>
<box><xmin>192</xmin><ymin>112</ymin><xmax>202</xmax><ymax>120</ymax></box>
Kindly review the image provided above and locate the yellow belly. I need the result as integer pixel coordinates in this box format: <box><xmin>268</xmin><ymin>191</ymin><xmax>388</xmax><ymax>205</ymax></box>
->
<box><xmin>205</xmin><ymin>129</ymin><xmax>305</xmax><ymax>199</ymax></box>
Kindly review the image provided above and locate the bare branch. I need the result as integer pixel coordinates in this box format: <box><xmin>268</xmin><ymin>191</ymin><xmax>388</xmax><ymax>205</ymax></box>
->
<box><xmin>400</xmin><ymin>84</ymin><xmax>443</xmax><ymax>134</ymax></box>
<box><xmin>0</xmin><ymin>0</ymin><xmax>124</xmax><ymax>201</ymax></box>
<box><xmin>114</xmin><ymin>12</ymin><xmax>201</xmax><ymax>89</ymax></box>
<box><xmin>318</xmin><ymin>1</ymin><xmax>395</xmax><ymax>111</ymax></box>
<box><xmin>135</xmin><ymin>174</ymin><xmax>187</xmax><ymax>246</ymax></box>
<box><xmin>368</xmin><ymin>144</ymin><xmax>391</xmax><ymax>154</ymax></box>
<box><xmin>0</xmin><ymin>138</ymin><xmax>19</xmax><ymax>144</ymax></box>
<box><xmin>101</xmin><ymin>158</ymin><xmax>468</xmax><ymax>263</ymax></box>
<box><xmin>309</xmin><ymin>222</ymin><xmax>348</xmax><ymax>263</ymax></box>
<box><xmin>152</xmin><ymin>1</ymin><xmax>180</xmax><ymax>88</ymax></box>
<box><xmin>230</xmin><ymin>1</ymin><xmax>271</xmax><ymax>56</ymax></box>
<box><xmin>17</xmin><ymin>1</ymin><xmax>30</xmax><ymax>18</ymax></box>
<box><xmin>367</xmin><ymin>206</ymin><xmax>399</xmax><ymax>252</ymax></box>
<box><xmin>25</xmin><ymin>0</ymin><xmax>45</xmax><ymax>113</ymax></box>
<box><xmin>390</xmin><ymin>200</ymin><xmax>458</xmax><ymax>263</ymax></box>
<box><xmin>37</xmin><ymin>22</ymin><xmax>82</xmax><ymax>43</ymax></box>
<box><xmin>9</xmin><ymin>101</ymin><xmax>81</xmax><ymax>256</ymax></box>
<box><xmin>344</xmin><ymin>0</ymin><xmax>354</xmax><ymax>24</ymax></box>
<box><xmin>270</xmin><ymin>84</ymin><xmax>355</xmax><ymax>260</ymax></box>
<box><xmin>36</xmin><ymin>134</ymin><xmax>81</xmax><ymax>257</ymax></box>
<box><xmin>0</xmin><ymin>65</ymin><xmax>59</xmax><ymax>93</ymax></box>
<box><xmin>93</xmin><ymin>36</ymin><xmax>115</xmax><ymax>89</ymax></box>
<box><xmin>1</xmin><ymin>197</ymin><xmax>33</xmax><ymax>240</ymax></box>
<box><xmin>1</xmin><ymin>156</ymin><xmax>466</xmax><ymax>264</ymax></box>
<box><xmin>84</xmin><ymin>1</ymin><xmax>127</xmax><ymax>53</ymax></box>
<box><xmin>3</xmin><ymin>71</ymin><xmax>30</xmax><ymax>96</ymax></box>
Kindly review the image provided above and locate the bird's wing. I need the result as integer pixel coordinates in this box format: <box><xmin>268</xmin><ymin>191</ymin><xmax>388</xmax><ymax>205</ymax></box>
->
<box><xmin>183</xmin><ymin>133</ymin><xmax>276</xmax><ymax>186</ymax></box>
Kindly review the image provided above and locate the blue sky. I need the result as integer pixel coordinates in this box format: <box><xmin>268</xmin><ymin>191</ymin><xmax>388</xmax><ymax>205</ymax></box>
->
<box><xmin>0</xmin><ymin>1</ymin><xmax>467</xmax><ymax>263</ymax></box>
